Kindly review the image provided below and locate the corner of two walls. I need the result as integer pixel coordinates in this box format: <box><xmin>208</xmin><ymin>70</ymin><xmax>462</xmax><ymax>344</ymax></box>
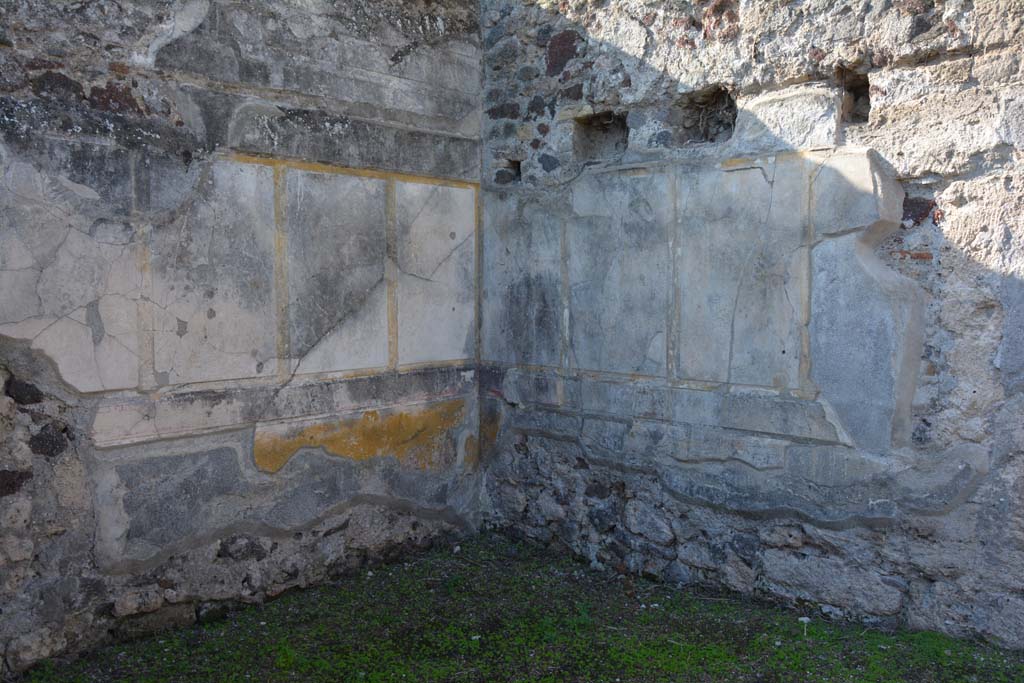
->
<box><xmin>0</xmin><ymin>0</ymin><xmax>484</xmax><ymax>673</ymax></box>
<box><xmin>2</xmin><ymin>0</ymin><xmax>1024</xmax><ymax>673</ymax></box>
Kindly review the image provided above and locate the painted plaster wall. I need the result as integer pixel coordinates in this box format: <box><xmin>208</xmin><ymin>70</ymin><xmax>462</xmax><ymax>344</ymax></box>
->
<box><xmin>2</xmin><ymin>0</ymin><xmax>1024</xmax><ymax>674</ymax></box>
<box><xmin>0</xmin><ymin>0</ymin><xmax>482</xmax><ymax>674</ymax></box>
<box><xmin>478</xmin><ymin>0</ymin><xmax>1024</xmax><ymax>651</ymax></box>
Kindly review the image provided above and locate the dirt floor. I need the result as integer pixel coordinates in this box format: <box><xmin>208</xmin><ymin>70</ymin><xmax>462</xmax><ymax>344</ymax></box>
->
<box><xmin>20</xmin><ymin>533</ymin><xmax>1024</xmax><ymax>682</ymax></box>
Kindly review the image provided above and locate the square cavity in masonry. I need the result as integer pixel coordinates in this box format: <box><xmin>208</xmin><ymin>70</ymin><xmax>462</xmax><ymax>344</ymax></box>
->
<box><xmin>494</xmin><ymin>158</ymin><xmax>522</xmax><ymax>185</ymax></box>
<box><xmin>668</xmin><ymin>85</ymin><xmax>737</xmax><ymax>145</ymax></box>
<box><xmin>574</xmin><ymin>111</ymin><xmax>629</xmax><ymax>163</ymax></box>
<box><xmin>837</xmin><ymin>67</ymin><xmax>871</xmax><ymax>124</ymax></box>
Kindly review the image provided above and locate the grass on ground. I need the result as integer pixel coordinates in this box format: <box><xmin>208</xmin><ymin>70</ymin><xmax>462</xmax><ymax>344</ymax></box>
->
<box><xmin>23</xmin><ymin>533</ymin><xmax>1024</xmax><ymax>682</ymax></box>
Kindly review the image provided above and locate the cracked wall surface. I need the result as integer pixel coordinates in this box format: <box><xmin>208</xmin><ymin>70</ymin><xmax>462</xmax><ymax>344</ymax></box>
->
<box><xmin>478</xmin><ymin>0</ymin><xmax>1024</xmax><ymax>654</ymax></box>
<box><xmin>2</xmin><ymin>0</ymin><xmax>1024</xmax><ymax>675</ymax></box>
<box><xmin>0</xmin><ymin>0</ymin><xmax>481</xmax><ymax>675</ymax></box>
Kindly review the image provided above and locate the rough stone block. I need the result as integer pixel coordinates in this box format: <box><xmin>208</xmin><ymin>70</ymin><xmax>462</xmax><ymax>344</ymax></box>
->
<box><xmin>731</xmin><ymin>85</ymin><xmax>841</xmax><ymax>154</ymax></box>
<box><xmin>809</xmin><ymin>148</ymin><xmax>904</xmax><ymax>239</ymax></box>
<box><xmin>396</xmin><ymin>181</ymin><xmax>476</xmax><ymax>365</ymax></box>
<box><xmin>624</xmin><ymin>499</ymin><xmax>675</xmax><ymax>545</ymax></box>
<box><xmin>761</xmin><ymin>550</ymin><xmax>904</xmax><ymax>615</ymax></box>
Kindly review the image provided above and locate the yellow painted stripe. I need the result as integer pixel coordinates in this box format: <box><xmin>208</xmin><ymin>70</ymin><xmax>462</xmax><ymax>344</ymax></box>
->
<box><xmin>224</xmin><ymin>152</ymin><xmax>479</xmax><ymax>190</ymax></box>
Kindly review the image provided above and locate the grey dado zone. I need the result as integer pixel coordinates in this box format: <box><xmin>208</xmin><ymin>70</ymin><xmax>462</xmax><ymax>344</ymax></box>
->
<box><xmin>1</xmin><ymin>0</ymin><xmax>1022</xmax><ymax>673</ymax></box>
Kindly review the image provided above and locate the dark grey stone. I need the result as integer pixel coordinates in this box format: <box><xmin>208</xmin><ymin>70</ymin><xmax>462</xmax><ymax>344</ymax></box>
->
<box><xmin>119</xmin><ymin>448</ymin><xmax>244</xmax><ymax>551</ymax></box>
<box><xmin>28</xmin><ymin>422</ymin><xmax>68</xmax><ymax>457</ymax></box>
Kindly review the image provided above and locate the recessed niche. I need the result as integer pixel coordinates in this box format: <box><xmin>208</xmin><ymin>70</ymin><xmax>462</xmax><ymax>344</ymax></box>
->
<box><xmin>494</xmin><ymin>158</ymin><xmax>522</xmax><ymax>185</ymax></box>
<box><xmin>667</xmin><ymin>85</ymin><xmax>736</xmax><ymax>144</ymax></box>
<box><xmin>837</xmin><ymin>67</ymin><xmax>871</xmax><ymax>124</ymax></box>
<box><xmin>573</xmin><ymin>111</ymin><xmax>629</xmax><ymax>163</ymax></box>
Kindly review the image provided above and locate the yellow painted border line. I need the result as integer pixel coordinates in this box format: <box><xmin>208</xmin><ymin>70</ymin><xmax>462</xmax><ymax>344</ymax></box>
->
<box><xmin>225</xmin><ymin>152</ymin><xmax>479</xmax><ymax>190</ymax></box>
<box><xmin>397</xmin><ymin>359</ymin><xmax>475</xmax><ymax>372</ymax></box>
<box><xmin>474</xmin><ymin>185</ymin><xmax>482</xmax><ymax>365</ymax></box>
<box><xmin>386</xmin><ymin>178</ymin><xmax>399</xmax><ymax>370</ymax></box>
<box><xmin>272</xmin><ymin>166</ymin><xmax>291</xmax><ymax>380</ymax></box>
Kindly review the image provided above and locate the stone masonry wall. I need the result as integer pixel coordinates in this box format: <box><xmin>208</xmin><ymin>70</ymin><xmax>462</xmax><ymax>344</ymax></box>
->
<box><xmin>478</xmin><ymin>0</ymin><xmax>1024</xmax><ymax>649</ymax></box>
<box><xmin>0</xmin><ymin>0</ymin><xmax>481</xmax><ymax>675</ymax></box>
<box><xmin>3</xmin><ymin>0</ymin><xmax>1024</xmax><ymax>674</ymax></box>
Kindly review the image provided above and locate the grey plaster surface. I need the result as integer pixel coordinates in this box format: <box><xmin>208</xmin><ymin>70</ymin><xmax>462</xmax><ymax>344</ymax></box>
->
<box><xmin>150</xmin><ymin>160</ymin><xmax>279</xmax><ymax>385</ymax></box>
<box><xmin>569</xmin><ymin>170</ymin><xmax>671</xmax><ymax>375</ymax></box>
<box><xmin>396</xmin><ymin>182</ymin><xmax>477</xmax><ymax>364</ymax></box>
<box><xmin>286</xmin><ymin>169</ymin><xmax>388</xmax><ymax>373</ymax></box>
<box><xmin>481</xmin><ymin>193</ymin><xmax>563</xmax><ymax>366</ymax></box>
<box><xmin>675</xmin><ymin>158</ymin><xmax>805</xmax><ymax>388</ymax></box>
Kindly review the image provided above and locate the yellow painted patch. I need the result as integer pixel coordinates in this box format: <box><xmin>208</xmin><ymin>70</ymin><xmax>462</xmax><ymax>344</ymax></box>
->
<box><xmin>479</xmin><ymin>410</ymin><xmax>501</xmax><ymax>454</ymax></box>
<box><xmin>254</xmin><ymin>399</ymin><xmax>465</xmax><ymax>473</ymax></box>
<box><xmin>463</xmin><ymin>434</ymin><xmax>480</xmax><ymax>472</ymax></box>
<box><xmin>461</xmin><ymin>406</ymin><xmax>500</xmax><ymax>472</ymax></box>
<box><xmin>720</xmin><ymin>157</ymin><xmax>757</xmax><ymax>169</ymax></box>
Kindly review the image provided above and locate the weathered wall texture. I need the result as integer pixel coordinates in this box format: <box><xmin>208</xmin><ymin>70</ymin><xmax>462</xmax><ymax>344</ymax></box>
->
<box><xmin>0</xmin><ymin>0</ymin><xmax>481</xmax><ymax>674</ymax></box>
<box><xmin>478</xmin><ymin>0</ymin><xmax>1024</xmax><ymax>651</ymax></box>
<box><xmin>3</xmin><ymin>0</ymin><xmax>1024</xmax><ymax>674</ymax></box>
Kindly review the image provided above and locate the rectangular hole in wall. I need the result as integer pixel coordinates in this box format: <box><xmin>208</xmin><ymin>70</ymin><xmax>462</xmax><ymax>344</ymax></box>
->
<box><xmin>494</xmin><ymin>158</ymin><xmax>522</xmax><ymax>185</ymax></box>
<box><xmin>573</xmin><ymin>111</ymin><xmax>629</xmax><ymax>163</ymax></box>
<box><xmin>665</xmin><ymin>85</ymin><xmax>737</xmax><ymax>145</ymax></box>
<box><xmin>837</xmin><ymin>67</ymin><xmax>870</xmax><ymax>124</ymax></box>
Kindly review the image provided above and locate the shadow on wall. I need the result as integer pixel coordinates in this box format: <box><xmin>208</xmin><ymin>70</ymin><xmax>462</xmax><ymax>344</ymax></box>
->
<box><xmin>0</xmin><ymin>0</ymin><xmax>1020</xmax><ymax>667</ymax></box>
<box><xmin>478</xmin><ymin>0</ymin><xmax>1024</xmax><ymax>647</ymax></box>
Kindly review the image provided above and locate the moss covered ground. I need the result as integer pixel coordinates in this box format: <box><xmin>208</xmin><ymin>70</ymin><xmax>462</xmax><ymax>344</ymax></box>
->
<box><xmin>23</xmin><ymin>533</ymin><xmax>1024</xmax><ymax>682</ymax></box>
